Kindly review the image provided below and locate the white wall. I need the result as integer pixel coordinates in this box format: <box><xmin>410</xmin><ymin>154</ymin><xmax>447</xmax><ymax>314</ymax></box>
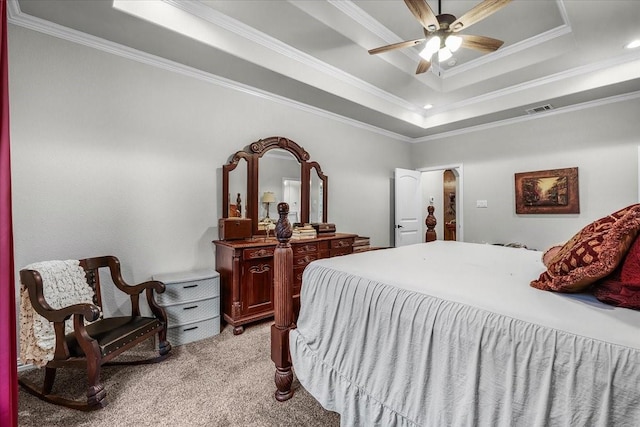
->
<box><xmin>410</xmin><ymin>96</ymin><xmax>640</xmax><ymax>251</ymax></box>
<box><xmin>9</xmin><ymin>25</ymin><xmax>411</xmax><ymax>315</ymax></box>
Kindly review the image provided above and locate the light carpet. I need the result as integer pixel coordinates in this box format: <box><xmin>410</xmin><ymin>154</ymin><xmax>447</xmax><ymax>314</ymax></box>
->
<box><xmin>18</xmin><ymin>320</ymin><xmax>340</xmax><ymax>426</ymax></box>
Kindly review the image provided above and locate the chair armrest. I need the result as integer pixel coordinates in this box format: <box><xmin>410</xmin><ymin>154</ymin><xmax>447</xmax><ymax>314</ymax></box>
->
<box><xmin>20</xmin><ymin>269</ymin><xmax>101</xmax><ymax>323</ymax></box>
<box><xmin>104</xmin><ymin>257</ymin><xmax>166</xmax><ymax>295</ymax></box>
<box><xmin>44</xmin><ymin>303</ymin><xmax>102</xmax><ymax>324</ymax></box>
<box><xmin>119</xmin><ymin>280</ymin><xmax>166</xmax><ymax>296</ymax></box>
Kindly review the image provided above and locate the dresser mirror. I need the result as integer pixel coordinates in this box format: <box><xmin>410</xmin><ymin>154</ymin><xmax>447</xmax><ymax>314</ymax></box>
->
<box><xmin>221</xmin><ymin>136</ymin><xmax>328</xmax><ymax>236</ymax></box>
<box><xmin>259</xmin><ymin>149</ymin><xmax>300</xmax><ymax>222</ymax></box>
<box><xmin>309</xmin><ymin>164</ymin><xmax>324</xmax><ymax>224</ymax></box>
<box><xmin>226</xmin><ymin>157</ymin><xmax>247</xmax><ymax>218</ymax></box>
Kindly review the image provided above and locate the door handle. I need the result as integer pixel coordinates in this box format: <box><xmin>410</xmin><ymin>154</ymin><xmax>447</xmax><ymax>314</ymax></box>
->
<box><xmin>396</xmin><ymin>225</ymin><xmax>404</xmax><ymax>229</ymax></box>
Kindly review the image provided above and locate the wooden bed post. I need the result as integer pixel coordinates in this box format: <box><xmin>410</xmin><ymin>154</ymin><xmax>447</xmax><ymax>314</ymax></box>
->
<box><xmin>426</xmin><ymin>204</ymin><xmax>437</xmax><ymax>242</ymax></box>
<box><xmin>271</xmin><ymin>202</ymin><xmax>294</xmax><ymax>401</ymax></box>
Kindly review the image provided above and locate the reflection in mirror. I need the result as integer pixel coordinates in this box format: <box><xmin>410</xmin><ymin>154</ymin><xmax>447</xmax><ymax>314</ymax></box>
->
<box><xmin>283</xmin><ymin>178</ymin><xmax>301</xmax><ymax>223</ymax></box>
<box><xmin>309</xmin><ymin>168</ymin><xmax>323</xmax><ymax>224</ymax></box>
<box><xmin>228</xmin><ymin>157</ymin><xmax>247</xmax><ymax>218</ymax></box>
<box><xmin>259</xmin><ymin>149</ymin><xmax>300</xmax><ymax>221</ymax></box>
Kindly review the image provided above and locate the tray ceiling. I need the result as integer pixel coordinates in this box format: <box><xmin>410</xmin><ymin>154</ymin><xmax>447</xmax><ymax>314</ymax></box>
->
<box><xmin>11</xmin><ymin>0</ymin><xmax>640</xmax><ymax>141</ymax></box>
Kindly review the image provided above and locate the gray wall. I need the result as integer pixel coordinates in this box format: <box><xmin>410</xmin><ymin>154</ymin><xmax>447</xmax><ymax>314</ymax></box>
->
<box><xmin>10</xmin><ymin>21</ymin><xmax>640</xmax><ymax>321</ymax></box>
<box><xmin>9</xmin><ymin>25</ymin><xmax>411</xmax><ymax>317</ymax></box>
<box><xmin>411</xmin><ymin>96</ymin><xmax>640</xmax><ymax>251</ymax></box>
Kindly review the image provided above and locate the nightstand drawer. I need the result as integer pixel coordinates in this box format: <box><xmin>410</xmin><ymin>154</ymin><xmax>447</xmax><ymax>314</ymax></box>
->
<box><xmin>166</xmin><ymin>316</ymin><xmax>220</xmax><ymax>346</ymax></box>
<box><xmin>165</xmin><ymin>296</ymin><xmax>220</xmax><ymax>326</ymax></box>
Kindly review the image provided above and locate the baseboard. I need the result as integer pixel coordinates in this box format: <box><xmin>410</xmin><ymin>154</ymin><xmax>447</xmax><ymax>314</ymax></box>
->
<box><xmin>17</xmin><ymin>361</ymin><xmax>35</xmax><ymax>373</ymax></box>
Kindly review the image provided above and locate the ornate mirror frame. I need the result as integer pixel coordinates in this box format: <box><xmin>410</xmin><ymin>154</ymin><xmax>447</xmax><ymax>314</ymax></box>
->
<box><xmin>222</xmin><ymin>136</ymin><xmax>328</xmax><ymax>236</ymax></box>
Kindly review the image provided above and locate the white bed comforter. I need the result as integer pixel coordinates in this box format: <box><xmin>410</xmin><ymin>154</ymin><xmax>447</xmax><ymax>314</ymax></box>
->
<box><xmin>289</xmin><ymin>241</ymin><xmax>640</xmax><ymax>426</ymax></box>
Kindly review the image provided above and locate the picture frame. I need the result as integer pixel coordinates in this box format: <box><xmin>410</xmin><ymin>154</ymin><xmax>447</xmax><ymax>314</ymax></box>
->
<box><xmin>515</xmin><ymin>167</ymin><xmax>579</xmax><ymax>214</ymax></box>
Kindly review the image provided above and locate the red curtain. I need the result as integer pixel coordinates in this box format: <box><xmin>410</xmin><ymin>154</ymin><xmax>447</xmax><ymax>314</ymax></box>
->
<box><xmin>0</xmin><ymin>0</ymin><xmax>18</xmax><ymax>425</ymax></box>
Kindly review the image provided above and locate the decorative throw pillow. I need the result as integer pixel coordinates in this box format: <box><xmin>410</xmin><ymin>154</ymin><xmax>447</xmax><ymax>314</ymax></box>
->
<box><xmin>541</xmin><ymin>243</ymin><xmax>564</xmax><ymax>267</ymax></box>
<box><xmin>530</xmin><ymin>204</ymin><xmax>640</xmax><ymax>292</ymax></box>
<box><xmin>593</xmin><ymin>234</ymin><xmax>640</xmax><ymax>310</ymax></box>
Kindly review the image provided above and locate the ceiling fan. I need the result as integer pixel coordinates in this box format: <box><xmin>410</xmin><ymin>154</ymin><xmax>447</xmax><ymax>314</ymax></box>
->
<box><xmin>368</xmin><ymin>0</ymin><xmax>512</xmax><ymax>74</ymax></box>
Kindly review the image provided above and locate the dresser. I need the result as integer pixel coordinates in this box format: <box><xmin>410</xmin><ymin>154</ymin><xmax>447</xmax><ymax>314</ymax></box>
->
<box><xmin>152</xmin><ymin>269</ymin><xmax>221</xmax><ymax>346</ymax></box>
<box><xmin>214</xmin><ymin>233</ymin><xmax>356</xmax><ymax>334</ymax></box>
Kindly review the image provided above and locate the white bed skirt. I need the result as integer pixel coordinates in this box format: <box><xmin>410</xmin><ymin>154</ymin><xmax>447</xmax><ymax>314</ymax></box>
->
<box><xmin>290</xmin><ymin>242</ymin><xmax>640</xmax><ymax>426</ymax></box>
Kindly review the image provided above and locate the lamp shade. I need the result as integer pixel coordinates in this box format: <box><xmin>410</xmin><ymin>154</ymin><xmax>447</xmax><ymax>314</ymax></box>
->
<box><xmin>419</xmin><ymin>36</ymin><xmax>441</xmax><ymax>60</ymax></box>
<box><xmin>262</xmin><ymin>191</ymin><xmax>276</xmax><ymax>203</ymax></box>
<box><xmin>438</xmin><ymin>47</ymin><xmax>452</xmax><ymax>62</ymax></box>
<box><xmin>445</xmin><ymin>35</ymin><xmax>462</xmax><ymax>52</ymax></box>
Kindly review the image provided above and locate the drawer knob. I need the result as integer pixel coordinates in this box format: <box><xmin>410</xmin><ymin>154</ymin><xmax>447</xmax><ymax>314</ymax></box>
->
<box><xmin>183</xmin><ymin>305</ymin><xmax>198</xmax><ymax>310</ymax></box>
<box><xmin>183</xmin><ymin>326</ymin><xmax>199</xmax><ymax>332</ymax></box>
<box><xmin>183</xmin><ymin>284</ymin><xmax>199</xmax><ymax>289</ymax></box>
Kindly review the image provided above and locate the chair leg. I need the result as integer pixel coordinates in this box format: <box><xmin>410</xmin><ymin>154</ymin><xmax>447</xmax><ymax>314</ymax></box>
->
<box><xmin>86</xmin><ymin>357</ymin><xmax>106</xmax><ymax>408</ymax></box>
<box><xmin>43</xmin><ymin>367</ymin><xmax>56</xmax><ymax>394</ymax></box>
<box><xmin>158</xmin><ymin>329</ymin><xmax>172</xmax><ymax>356</ymax></box>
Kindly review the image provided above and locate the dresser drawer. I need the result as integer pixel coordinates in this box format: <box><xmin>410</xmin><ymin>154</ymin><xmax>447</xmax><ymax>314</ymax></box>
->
<box><xmin>165</xmin><ymin>296</ymin><xmax>220</xmax><ymax>326</ymax></box>
<box><xmin>243</xmin><ymin>247</ymin><xmax>274</xmax><ymax>260</ymax></box>
<box><xmin>293</xmin><ymin>254</ymin><xmax>317</xmax><ymax>267</ymax></box>
<box><xmin>330</xmin><ymin>247</ymin><xmax>352</xmax><ymax>257</ymax></box>
<box><xmin>166</xmin><ymin>316</ymin><xmax>220</xmax><ymax>346</ymax></box>
<box><xmin>331</xmin><ymin>238</ymin><xmax>354</xmax><ymax>249</ymax></box>
<box><xmin>293</xmin><ymin>242</ymin><xmax>318</xmax><ymax>256</ymax></box>
<box><xmin>293</xmin><ymin>266</ymin><xmax>305</xmax><ymax>285</ymax></box>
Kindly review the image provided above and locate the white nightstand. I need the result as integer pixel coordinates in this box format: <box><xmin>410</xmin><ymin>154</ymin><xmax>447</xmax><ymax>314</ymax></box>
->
<box><xmin>152</xmin><ymin>269</ymin><xmax>220</xmax><ymax>346</ymax></box>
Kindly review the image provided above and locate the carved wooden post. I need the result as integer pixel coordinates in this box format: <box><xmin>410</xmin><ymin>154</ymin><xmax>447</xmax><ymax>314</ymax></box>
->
<box><xmin>425</xmin><ymin>204</ymin><xmax>437</xmax><ymax>242</ymax></box>
<box><xmin>271</xmin><ymin>202</ymin><xmax>294</xmax><ymax>401</ymax></box>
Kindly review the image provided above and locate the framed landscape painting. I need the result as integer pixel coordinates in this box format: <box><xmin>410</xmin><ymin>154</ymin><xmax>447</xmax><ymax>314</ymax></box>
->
<box><xmin>515</xmin><ymin>167</ymin><xmax>579</xmax><ymax>214</ymax></box>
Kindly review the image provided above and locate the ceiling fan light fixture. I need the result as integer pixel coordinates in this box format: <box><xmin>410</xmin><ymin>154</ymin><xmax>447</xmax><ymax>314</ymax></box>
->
<box><xmin>438</xmin><ymin>47</ymin><xmax>453</xmax><ymax>62</ymax></box>
<box><xmin>445</xmin><ymin>35</ymin><xmax>462</xmax><ymax>52</ymax></box>
<box><xmin>420</xmin><ymin>36</ymin><xmax>441</xmax><ymax>60</ymax></box>
<box><xmin>626</xmin><ymin>39</ymin><xmax>640</xmax><ymax>49</ymax></box>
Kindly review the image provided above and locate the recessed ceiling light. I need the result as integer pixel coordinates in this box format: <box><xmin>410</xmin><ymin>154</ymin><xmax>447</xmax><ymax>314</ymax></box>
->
<box><xmin>626</xmin><ymin>40</ymin><xmax>640</xmax><ymax>49</ymax></box>
<box><xmin>423</xmin><ymin>104</ymin><xmax>433</xmax><ymax>110</ymax></box>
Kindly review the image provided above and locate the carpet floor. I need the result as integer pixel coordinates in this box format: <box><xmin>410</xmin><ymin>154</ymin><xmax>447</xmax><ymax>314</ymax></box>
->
<box><xmin>17</xmin><ymin>320</ymin><xmax>340</xmax><ymax>427</ymax></box>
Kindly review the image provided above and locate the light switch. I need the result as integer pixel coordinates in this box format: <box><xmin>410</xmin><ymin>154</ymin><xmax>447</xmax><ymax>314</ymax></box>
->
<box><xmin>476</xmin><ymin>200</ymin><xmax>488</xmax><ymax>208</ymax></box>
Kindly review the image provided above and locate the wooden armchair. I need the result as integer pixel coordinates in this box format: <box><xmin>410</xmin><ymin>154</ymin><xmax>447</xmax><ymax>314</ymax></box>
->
<box><xmin>19</xmin><ymin>255</ymin><xmax>171</xmax><ymax>411</ymax></box>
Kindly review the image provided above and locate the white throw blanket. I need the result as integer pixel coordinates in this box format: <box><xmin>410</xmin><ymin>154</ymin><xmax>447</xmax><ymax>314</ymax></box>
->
<box><xmin>19</xmin><ymin>260</ymin><xmax>97</xmax><ymax>367</ymax></box>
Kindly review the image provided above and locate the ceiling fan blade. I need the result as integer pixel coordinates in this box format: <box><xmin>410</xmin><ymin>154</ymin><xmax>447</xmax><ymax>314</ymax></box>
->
<box><xmin>404</xmin><ymin>0</ymin><xmax>439</xmax><ymax>31</ymax></box>
<box><xmin>368</xmin><ymin>38</ymin><xmax>425</xmax><ymax>55</ymax></box>
<box><xmin>416</xmin><ymin>59</ymin><xmax>431</xmax><ymax>74</ymax></box>
<box><xmin>450</xmin><ymin>0</ymin><xmax>512</xmax><ymax>32</ymax></box>
<box><xmin>460</xmin><ymin>34</ymin><xmax>504</xmax><ymax>53</ymax></box>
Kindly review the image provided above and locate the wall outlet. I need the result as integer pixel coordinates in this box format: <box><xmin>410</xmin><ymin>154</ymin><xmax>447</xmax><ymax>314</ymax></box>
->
<box><xmin>476</xmin><ymin>200</ymin><xmax>488</xmax><ymax>208</ymax></box>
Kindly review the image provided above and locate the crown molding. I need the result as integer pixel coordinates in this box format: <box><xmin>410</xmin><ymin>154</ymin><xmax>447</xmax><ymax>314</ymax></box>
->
<box><xmin>413</xmin><ymin>90</ymin><xmax>640</xmax><ymax>143</ymax></box>
<box><xmin>327</xmin><ymin>0</ymin><xmax>422</xmax><ymax>63</ymax></box>
<box><xmin>7</xmin><ymin>0</ymin><xmax>640</xmax><ymax>144</ymax></box>
<box><xmin>7</xmin><ymin>0</ymin><xmax>412</xmax><ymax>143</ymax></box>
<box><xmin>162</xmin><ymin>0</ymin><xmax>421</xmax><ymax>114</ymax></box>
<box><xmin>428</xmin><ymin>46</ymin><xmax>640</xmax><ymax>118</ymax></box>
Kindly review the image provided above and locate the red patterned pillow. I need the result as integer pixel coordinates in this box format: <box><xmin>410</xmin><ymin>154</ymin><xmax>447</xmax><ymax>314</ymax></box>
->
<box><xmin>531</xmin><ymin>204</ymin><xmax>640</xmax><ymax>292</ymax></box>
<box><xmin>541</xmin><ymin>244</ymin><xmax>564</xmax><ymax>267</ymax></box>
<box><xmin>593</xmin><ymin>234</ymin><xmax>640</xmax><ymax>309</ymax></box>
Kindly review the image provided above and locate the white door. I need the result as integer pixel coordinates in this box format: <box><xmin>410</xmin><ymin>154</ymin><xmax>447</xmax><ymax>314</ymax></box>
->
<box><xmin>394</xmin><ymin>168</ymin><xmax>422</xmax><ymax>247</ymax></box>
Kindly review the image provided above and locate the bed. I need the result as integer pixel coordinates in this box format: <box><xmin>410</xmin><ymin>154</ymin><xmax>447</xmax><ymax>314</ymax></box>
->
<box><xmin>270</xmin><ymin>204</ymin><xmax>640</xmax><ymax>426</ymax></box>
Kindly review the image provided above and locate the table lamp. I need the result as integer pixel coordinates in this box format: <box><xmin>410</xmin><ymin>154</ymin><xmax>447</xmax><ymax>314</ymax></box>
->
<box><xmin>262</xmin><ymin>191</ymin><xmax>276</xmax><ymax>219</ymax></box>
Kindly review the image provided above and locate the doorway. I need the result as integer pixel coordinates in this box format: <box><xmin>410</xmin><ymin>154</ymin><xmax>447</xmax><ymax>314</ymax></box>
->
<box><xmin>418</xmin><ymin>164</ymin><xmax>463</xmax><ymax>242</ymax></box>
